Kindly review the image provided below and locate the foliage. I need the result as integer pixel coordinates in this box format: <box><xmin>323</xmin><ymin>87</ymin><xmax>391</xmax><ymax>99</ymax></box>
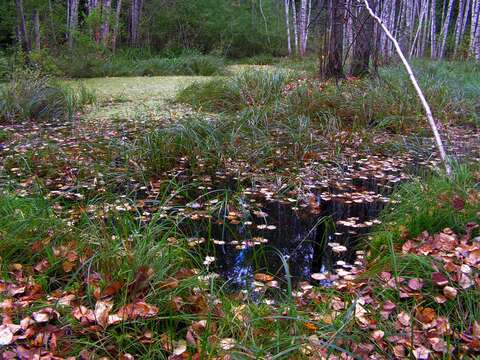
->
<box><xmin>0</xmin><ymin>69</ymin><xmax>96</xmax><ymax>122</ymax></box>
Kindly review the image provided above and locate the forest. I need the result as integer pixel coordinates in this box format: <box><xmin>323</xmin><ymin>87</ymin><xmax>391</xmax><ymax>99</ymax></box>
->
<box><xmin>0</xmin><ymin>0</ymin><xmax>479</xmax><ymax>359</ymax></box>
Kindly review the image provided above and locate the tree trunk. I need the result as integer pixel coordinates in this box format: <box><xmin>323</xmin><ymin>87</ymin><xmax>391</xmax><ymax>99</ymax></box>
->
<box><xmin>325</xmin><ymin>0</ymin><xmax>345</xmax><ymax>78</ymax></box>
<box><xmin>431</xmin><ymin>0</ymin><xmax>437</xmax><ymax>58</ymax></box>
<box><xmin>292</xmin><ymin>0</ymin><xmax>299</xmax><ymax>54</ymax></box>
<box><xmin>350</xmin><ymin>1</ymin><xmax>374</xmax><ymax>76</ymax></box>
<box><xmin>33</xmin><ymin>10</ymin><xmax>41</xmax><ymax>51</ymax></box>
<box><xmin>285</xmin><ymin>0</ymin><xmax>292</xmax><ymax>55</ymax></box>
<box><xmin>130</xmin><ymin>0</ymin><xmax>143</xmax><ymax>46</ymax></box>
<box><xmin>438</xmin><ymin>0</ymin><xmax>455</xmax><ymax>57</ymax></box>
<box><xmin>454</xmin><ymin>0</ymin><xmax>466</xmax><ymax>54</ymax></box>
<box><xmin>470</xmin><ymin>0</ymin><xmax>480</xmax><ymax>57</ymax></box>
<box><xmin>48</xmin><ymin>0</ymin><xmax>57</xmax><ymax>46</ymax></box>
<box><xmin>304</xmin><ymin>0</ymin><xmax>313</xmax><ymax>51</ymax></box>
<box><xmin>68</xmin><ymin>0</ymin><xmax>79</xmax><ymax>49</ymax></box>
<box><xmin>112</xmin><ymin>0</ymin><xmax>122</xmax><ymax>52</ymax></box>
<box><xmin>299</xmin><ymin>0</ymin><xmax>308</xmax><ymax>56</ymax></box>
<box><xmin>15</xmin><ymin>0</ymin><xmax>30</xmax><ymax>52</ymax></box>
<box><xmin>101</xmin><ymin>0</ymin><xmax>112</xmax><ymax>46</ymax></box>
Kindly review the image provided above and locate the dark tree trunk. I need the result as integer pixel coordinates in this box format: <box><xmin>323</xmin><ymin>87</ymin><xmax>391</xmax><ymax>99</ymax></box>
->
<box><xmin>33</xmin><ymin>10</ymin><xmax>41</xmax><ymax>51</ymax></box>
<box><xmin>101</xmin><ymin>0</ymin><xmax>112</xmax><ymax>46</ymax></box>
<box><xmin>68</xmin><ymin>0</ymin><xmax>79</xmax><ymax>49</ymax></box>
<box><xmin>112</xmin><ymin>0</ymin><xmax>122</xmax><ymax>52</ymax></box>
<box><xmin>325</xmin><ymin>0</ymin><xmax>345</xmax><ymax>78</ymax></box>
<box><xmin>350</xmin><ymin>3</ymin><xmax>374</xmax><ymax>76</ymax></box>
<box><xmin>15</xmin><ymin>0</ymin><xmax>30</xmax><ymax>52</ymax></box>
<box><xmin>130</xmin><ymin>0</ymin><xmax>143</xmax><ymax>46</ymax></box>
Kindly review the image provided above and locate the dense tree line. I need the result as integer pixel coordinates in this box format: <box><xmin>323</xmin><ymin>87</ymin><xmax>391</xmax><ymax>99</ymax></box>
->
<box><xmin>1</xmin><ymin>0</ymin><xmax>479</xmax><ymax>77</ymax></box>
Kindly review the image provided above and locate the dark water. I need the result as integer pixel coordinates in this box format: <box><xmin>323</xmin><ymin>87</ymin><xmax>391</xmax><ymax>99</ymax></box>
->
<box><xmin>182</xmin><ymin>161</ymin><xmax>407</xmax><ymax>289</ymax></box>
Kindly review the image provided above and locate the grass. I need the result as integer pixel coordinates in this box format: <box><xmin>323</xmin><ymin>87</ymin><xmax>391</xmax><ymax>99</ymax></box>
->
<box><xmin>178</xmin><ymin>60</ymin><xmax>480</xmax><ymax>133</ymax></box>
<box><xmin>57</xmin><ymin>53</ymin><xmax>228</xmax><ymax>79</ymax></box>
<box><xmin>0</xmin><ymin>69</ymin><xmax>96</xmax><ymax>123</ymax></box>
<box><xmin>177</xmin><ymin>69</ymin><xmax>293</xmax><ymax>113</ymax></box>
<box><xmin>0</xmin><ymin>59</ymin><xmax>479</xmax><ymax>358</ymax></box>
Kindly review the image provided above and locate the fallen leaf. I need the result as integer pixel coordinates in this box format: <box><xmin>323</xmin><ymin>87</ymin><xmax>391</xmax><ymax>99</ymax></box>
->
<box><xmin>94</xmin><ymin>300</ymin><xmax>113</xmax><ymax>328</ymax></box>
<box><xmin>254</xmin><ymin>273</ymin><xmax>274</xmax><ymax>282</ymax></box>
<box><xmin>442</xmin><ymin>286</ymin><xmax>457</xmax><ymax>300</ymax></box>
<box><xmin>220</xmin><ymin>338</ymin><xmax>236</xmax><ymax>350</ymax></box>
<box><xmin>0</xmin><ymin>325</ymin><xmax>14</xmax><ymax>346</ymax></box>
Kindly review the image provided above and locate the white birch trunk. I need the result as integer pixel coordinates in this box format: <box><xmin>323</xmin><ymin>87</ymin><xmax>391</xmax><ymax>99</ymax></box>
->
<box><xmin>299</xmin><ymin>0</ymin><xmax>308</xmax><ymax>56</ymax></box>
<box><xmin>431</xmin><ymin>0</ymin><xmax>437</xmax><ymax>57</ymax></box>
<box><xmin>438</xmin><ymin>0</ymin><xmax>455</xmax><ymax>57</ymax></box>
<box><xmin>454</xmin><ymin>0</ymin><xmax>466</xmax><ymax>54</ymax></box>
<box><xmin>470</xmin><ymin>0</ymin><xmax>480</xmax><ymax>57</ymax></box>
<box><xmin>285</xmin><ymin>0</ymin><xmax>292</xmax><ymax>55</ymax></box>
<box><xmin>292</xmin><ymin>0</ymin><xmax>299</xmax><ymax>54</ymax></box>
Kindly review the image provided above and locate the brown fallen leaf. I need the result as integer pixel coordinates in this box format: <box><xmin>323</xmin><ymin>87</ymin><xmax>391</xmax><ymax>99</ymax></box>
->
<box><xmin>416</xmin><ymin>307</ymin><xmax>436</xmax><ymax>324</ymax></box>
<box><xmin>0</xmin><ymin>325</ymin><xmax>14</xmax><ymax>346</ymax></box>
<box><xmin>254</xmin><ymin>273</ymin><xmax>274</xmax><ymax>282</ymax></box>
<box><xmin>94</xmin><ymin>300</ymin><xmax>113</xmax><ymax>328</ymax></box>
<box><xmin>443</xmin><ymin>286</ymin><xmax>457</xmax><ymax>300</ymax></box>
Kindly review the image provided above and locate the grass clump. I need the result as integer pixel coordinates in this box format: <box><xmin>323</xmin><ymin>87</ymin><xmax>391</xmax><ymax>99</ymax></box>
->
<box><xmin>58</xmin><ymin>52</ymin><xmax>227</xmax><ymax>78</ymax></box>
<box><xmin>177</xmin><ymin>69</ymin><xmax>292</xmax><ymax>112</ymax></box>
<box><xmin>0</xmin><ymin>69</ymin><xmax>96</xmax><ymax>123</ymax></box>
<box><xmin>137</xmin><ymin>116</ymin><xmax>228</xmax><ymax>174</ymax></box>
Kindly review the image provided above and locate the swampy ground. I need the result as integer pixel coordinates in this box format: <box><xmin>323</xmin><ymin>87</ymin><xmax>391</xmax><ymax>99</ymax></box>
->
<box><xmin>0</xmin><ymin>59</ymin><xmax>480</xmax><ymax>359</ymax></box>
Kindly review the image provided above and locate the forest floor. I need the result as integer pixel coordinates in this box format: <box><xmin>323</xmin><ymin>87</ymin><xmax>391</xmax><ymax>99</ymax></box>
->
<box><xmin>0</xmin><ymin>60</ymin><xmax>479</xmax><ymax>359</ymax></box>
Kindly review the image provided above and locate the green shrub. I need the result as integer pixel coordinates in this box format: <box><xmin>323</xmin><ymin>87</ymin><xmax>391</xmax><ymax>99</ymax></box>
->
<box><xmin>0</xmin><ymin>69</ymin><xmax>96</xmax><ymax>123</ymax></box>
<box><xmin>29</xmin><ymin>49</ymin><xmax>63</xmax><ymax>77</ymax></box>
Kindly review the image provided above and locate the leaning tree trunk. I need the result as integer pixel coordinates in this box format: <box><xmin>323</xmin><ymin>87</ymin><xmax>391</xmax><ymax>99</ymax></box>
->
<box><xmin>350</xmin><ymin>1</ymin><xmax>374</xmax><ymax>76</ymax></box>
<box><xmin>438</xmin><ymin>0</ymin><xmax>455</xmax><ymax>58</ymax></box>
<box><xmin>15</xmin><ymin>0</ymin><xmax>30</xmax><ymax>52</ymax></box>
<box><xmin>112</xmin><ymin>0</ymin><xmax>122</xmax><ymax>52</ymax></box>
<box><xmin>324</xmin><ymin>0</ymin><xmax>345</xmax><ymax>78</ymax></box>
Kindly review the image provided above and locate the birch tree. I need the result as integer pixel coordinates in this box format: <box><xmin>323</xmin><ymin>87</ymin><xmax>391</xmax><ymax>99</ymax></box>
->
<box><xmin>285</xmin><ymin>0</ymin><xmax>292</xmax><ymax>55</ymax></box>
<box><xmin>292</xmin><ymin>0</ymin><xmax>299</xmax><ymax>54</ymax></box>
<box><xmin>438</xmin><ymin>0</ymin><xmax>455</xmax><ymax>57</ymax></box>
<box><xmin>298</xmin><ymin>0</ymin><xmax>308</xmax><ymax>56</ymax></box>
<box><xmin>470</xmin><ymin>0</ymin><xmax>480</xmax><ymax>58</ymax></box>
<box><xmin>431</xmin><ymin>0</ymin><xmax>437</xmax><ymax>58</ymax></box>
